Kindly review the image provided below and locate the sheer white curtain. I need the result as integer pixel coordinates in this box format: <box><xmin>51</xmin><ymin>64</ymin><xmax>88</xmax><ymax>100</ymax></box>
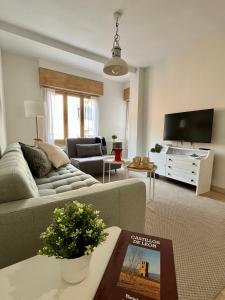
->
<box><xmin>124</xmin><ymin>101</ymin><xmax>129</xmax><ymax>157</ymax></box>
<box><xmin>41</xmin><ymin>87</ymin><xmax>55</xmax><ymax>144</ymax></box>
<box><xmin>91</xmin><ymin>97</ymin><xmax>99</xmax><ymax>137</ymax></box>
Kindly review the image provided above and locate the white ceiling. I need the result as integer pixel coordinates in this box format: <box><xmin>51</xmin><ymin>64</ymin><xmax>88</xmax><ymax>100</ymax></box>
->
<box><xmin>0</xmin><ymin>0</ymin><xmax>225</xmax><ymax>71</ymax></box>
<box><xmin>0</xmin><ymin>30</ymin><xmax>107</xmax><ymax>77</ymax></box>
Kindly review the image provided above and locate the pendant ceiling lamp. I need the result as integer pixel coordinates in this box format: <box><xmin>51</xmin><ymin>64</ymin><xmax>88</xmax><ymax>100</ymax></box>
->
<box><xmin>103</xmin><ymin>11</ymin><xmax>128</xmax><ymax>76</ymax></box>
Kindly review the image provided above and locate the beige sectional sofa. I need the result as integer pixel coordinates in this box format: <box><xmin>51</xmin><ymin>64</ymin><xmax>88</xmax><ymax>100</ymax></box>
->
<box><xmin>0</xmin><ymin>143</ymin><xmax>146</xmax><ymax>268</ymax></box>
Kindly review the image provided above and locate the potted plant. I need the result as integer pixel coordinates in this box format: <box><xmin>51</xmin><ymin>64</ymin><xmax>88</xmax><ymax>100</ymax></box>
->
<box><xmin>151</xmin><ymin>143</ymin><xmax>163</xmax><ymax>153</ymax></box>
<box><xmin>111</xmin><ymin>134</ymin><xmax>117</xmax><ymax>142</ymax></box>
<box><xmin>38</xmin><ymin>201</ymin><xmax>108</xmax><ymax>284</ymax></box>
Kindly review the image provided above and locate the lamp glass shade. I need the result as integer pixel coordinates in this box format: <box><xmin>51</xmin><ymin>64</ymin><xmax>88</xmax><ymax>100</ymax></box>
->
<box><xmin>24</xmin><ymin>101</ymin><xmax>44</xmax><ymax>118</ymax></box>
<box><xmin>103</xmin><ymin>57</ymin><xmax>128</xmax><ymax>76</ymax></box>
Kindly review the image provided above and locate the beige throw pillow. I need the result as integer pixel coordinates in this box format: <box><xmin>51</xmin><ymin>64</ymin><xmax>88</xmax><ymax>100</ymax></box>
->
<box><xmin>37</xmin><ymin>142</ymin><xmax>70</xmax><ymax>169</ymax></box>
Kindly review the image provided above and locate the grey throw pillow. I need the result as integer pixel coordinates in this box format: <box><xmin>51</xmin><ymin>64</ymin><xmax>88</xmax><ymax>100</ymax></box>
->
<box><xmin>19</xmin><ymin>142</ymin><xmax>52</xmax><ymax>178</ymax></box>
<box><xmin>76</xmin><ymin>143</ymin><xmax>103</xmax><ymax>158</ymax></box>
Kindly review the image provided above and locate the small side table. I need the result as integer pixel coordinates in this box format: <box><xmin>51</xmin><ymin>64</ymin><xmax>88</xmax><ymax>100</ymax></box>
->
<box><xmin>103</xmin><ymin>157</ymin><xmax>130</xmax><ymax>183</ymax></box>
<box><xmin>0</xmin><ymin>227</ymin><xmax>121</xmax><ymax>300</ymax></box>
<box><xmin>126</xmin><ymin>166</ymin><xmax>157</xmax><ymax>201</ymax></box>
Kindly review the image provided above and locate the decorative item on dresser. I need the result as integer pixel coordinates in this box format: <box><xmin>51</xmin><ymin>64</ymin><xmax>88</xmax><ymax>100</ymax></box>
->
<box><xmin>149</xmin><ymin>146</ymin><xmax>214</xmax><ymax>195</ymax></box>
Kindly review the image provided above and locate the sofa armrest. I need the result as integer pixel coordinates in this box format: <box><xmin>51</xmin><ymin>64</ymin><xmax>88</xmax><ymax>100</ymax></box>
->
<box><xmin>0</xmin><ymin>179</ymin><xmax>146</xmax><ymax>268</ymax></box>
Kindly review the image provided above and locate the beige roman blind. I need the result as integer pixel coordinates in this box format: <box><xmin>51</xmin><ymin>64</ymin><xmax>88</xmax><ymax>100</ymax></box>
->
<box><xmin>39</xmin><ymin>67</ymin><xmax>104</xmax><ymax>96</ymax></box>
<box><xmin>123</xmin><ymin>87</ymin><xmax>130</xmax><ymax>101</ymax></box>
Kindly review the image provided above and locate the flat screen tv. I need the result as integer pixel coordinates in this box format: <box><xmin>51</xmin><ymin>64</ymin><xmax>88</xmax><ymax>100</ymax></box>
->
<box><xmin>163</xmin><ymin>109</ymin><xmax>214</xmax><ymax>143</ymax></box>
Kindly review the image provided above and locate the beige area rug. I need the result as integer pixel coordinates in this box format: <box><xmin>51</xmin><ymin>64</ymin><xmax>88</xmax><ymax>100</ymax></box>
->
<box><xmin>97</xmin><ymin>170</ymin><xmax>225</xmax><ymax>300</ymax></box>
<box><xmin>145</xmin><ymin>195</ymin><xmax>225</xmax><ymax>300</ymax></box>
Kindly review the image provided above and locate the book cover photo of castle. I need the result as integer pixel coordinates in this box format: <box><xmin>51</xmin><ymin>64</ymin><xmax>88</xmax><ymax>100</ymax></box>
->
<box><xmin>117</xmin><ymin>244</ymin><xmax>160</xmax><ymax>300</ymax></box>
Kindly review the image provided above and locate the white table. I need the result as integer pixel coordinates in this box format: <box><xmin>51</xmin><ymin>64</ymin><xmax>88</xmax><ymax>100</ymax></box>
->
<box><xmin>0</xmin><ymin>227</ymin><xmax>121</xmax><ymax>300</ymax></box>
<box><xmin>102</xmin><ymin>157</ymin><xmax>130</xmax><ymax>183</ymax></box>
<box><xmin>126</xmin><ymin>166</ymin><xmax>157</xmax><ymax>201</ymax></box>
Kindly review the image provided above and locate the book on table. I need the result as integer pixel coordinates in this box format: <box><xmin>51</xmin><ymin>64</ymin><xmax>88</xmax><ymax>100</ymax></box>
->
<box><xmin>94</xmin><ymin>230</ymin><xmax>178</xmax><ymax>300</ymax></box>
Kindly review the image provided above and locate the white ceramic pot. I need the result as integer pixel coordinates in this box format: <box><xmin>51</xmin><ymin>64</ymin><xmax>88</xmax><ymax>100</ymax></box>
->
<box><xmin>60</xmin><ymin>254</ymin><xmax>92</xmax><ymax>284</ymax></box>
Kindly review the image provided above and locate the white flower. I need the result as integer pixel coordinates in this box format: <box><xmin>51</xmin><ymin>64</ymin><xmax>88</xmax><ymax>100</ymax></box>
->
<box><xmin>78</xmin><ymin>207</ymin><xmax>83</xmax><ymax>214</ymax></box>
<box><xmin>84</xmin><ymin>245</ymin><xmax>93</xmax><ymax>255</ymax></box>
<box><xmin>86</xmin><ymin>229</ymin><xmax>93</xmax><ymax>237</ymax></box>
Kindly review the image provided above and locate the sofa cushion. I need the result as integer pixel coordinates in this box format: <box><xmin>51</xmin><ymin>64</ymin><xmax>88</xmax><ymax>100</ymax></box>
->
<box><xmin>35</xmin><ymin>164</ymin><xmax>100</xmax><ymax>196</ymax></box>
<box><xmin>76</xmin><ymin>143</ymin><xmax>102</xmax><ymax>158</ymax></box>
<box><xmin>37</xmin><ymin>142</ymin><xmax>70</xmax><ymax>168</ymax></box>
<box><xmin>19</xmin><ymin>143</ymin><xmax>52</xmax><ymax>178</ymax></box>
<box><xmin>67</xmin><ymin>138</ymin><xmax>96</xmax><ymax>158</ymax></box>
<box><xmin>70</xmin><ymin>156</ymin><xmax>121</xmax><ymax>175</ymax></box>
<box><xmin>0</xmin><ymin>143</ymin><xmax>39</xmax><ymax>203</ymax></box>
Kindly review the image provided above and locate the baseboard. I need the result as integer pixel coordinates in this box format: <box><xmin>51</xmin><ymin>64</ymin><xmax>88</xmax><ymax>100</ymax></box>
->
<box><xmin>211</xmin><ymin>185</ymin><xmax>225</xmax><ymax>195</ymax></box>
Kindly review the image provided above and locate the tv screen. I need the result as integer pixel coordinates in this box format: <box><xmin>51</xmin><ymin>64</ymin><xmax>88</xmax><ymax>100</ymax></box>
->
<box><xmin>163</xmin><ymin>109</ymin><xmax>214</xmax><ymax>143</ymax></box>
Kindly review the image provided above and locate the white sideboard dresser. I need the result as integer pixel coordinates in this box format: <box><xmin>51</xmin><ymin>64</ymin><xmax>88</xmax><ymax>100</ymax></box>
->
<box><xmin>149</xmin><ymin>146</ymin><xmax>214</xmax><ymax>195</ymax></box>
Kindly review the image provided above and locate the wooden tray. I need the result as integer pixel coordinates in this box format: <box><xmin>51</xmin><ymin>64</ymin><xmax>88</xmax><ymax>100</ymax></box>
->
<box><xmin>127</xmin><ymin>162</ymin><xmax>156</xmax><ymax>171</ymax></box>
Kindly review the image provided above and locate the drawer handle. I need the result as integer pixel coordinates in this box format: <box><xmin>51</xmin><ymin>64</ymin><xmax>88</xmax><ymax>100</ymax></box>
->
<box><xmin>191</xmin><ymin>179</ymin><xmax>194</xmax><ymax>182</ymax></box>
<box><xmin>168</xmin><ymin>173</ymin><xmax>171</xmax><ymax>176</ymax></box>
<box><xmin>192</xmin><ymin>171</ymin><xmax>195</xmax><ymax>174</ymax></box>
<box><xmin>192</xmin><ymin>162</ymin><xmax>196</xmax><ymax>166</ymax></box>
<box><xmin>169</xmin><ymin>158</ymin><xmax>172</xmax><ymax>161</ymax></box>
<box><xmin>168</xmin><ymin>166</ymin><xmax>172</xmax><ymax>169</ymax></box>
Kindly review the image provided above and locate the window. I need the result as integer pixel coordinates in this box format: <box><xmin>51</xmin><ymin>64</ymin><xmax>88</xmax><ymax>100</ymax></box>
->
<box><xmin>52</xmin><ymin>94</ymin><xmax>64</xmax><ymax>140</ymax></box>
<box><xmin>52</xmin><ymin>92</ymin><xmax>98</xmax><ymax>144</ymax></box>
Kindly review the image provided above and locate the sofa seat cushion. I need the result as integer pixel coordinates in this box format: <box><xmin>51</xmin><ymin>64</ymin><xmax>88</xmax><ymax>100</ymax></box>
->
<box><xmin>70</xmin><ymin>156</ymin><xmax>121</xmax><ymax>175</ymax></box>
<box><xmin>71</xmin><ymin>156</ymin><xmax>104</xmax><ymax>164</ymax></box>
<box><xmin>71</xmin><ymin>156</ymin><xmax>104</xmax><ymax>175</ymax></box>
<box><xmin>35</xmin><ymin>164</ymin><xmax>100</xmax><ymax>196</ymax></box>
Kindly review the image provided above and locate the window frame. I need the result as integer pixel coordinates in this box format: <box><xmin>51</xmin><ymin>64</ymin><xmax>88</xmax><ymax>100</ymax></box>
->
<box><xmin>53</xmin><ymin>90</ymin><xmax>91</xmax><ymax>145</ymax></box>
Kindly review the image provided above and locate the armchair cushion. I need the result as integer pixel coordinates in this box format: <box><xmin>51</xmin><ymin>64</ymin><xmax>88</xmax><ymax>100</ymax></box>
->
<box><xmin>76</xmin><ymin>143</ymin><xmax>102</xmax><ymax>158</ymax></box>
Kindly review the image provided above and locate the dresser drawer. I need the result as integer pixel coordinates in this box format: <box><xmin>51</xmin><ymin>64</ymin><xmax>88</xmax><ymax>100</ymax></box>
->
<box><xmin>166</xmin><ymin>171</ymin><xmax>197</xmax><ymax>186</ymax></box>
<box><xmin>167</xmin><ymin>155</ymin><xmax>199</xmax><ymax>170</ymax></box>
<box><xmin>166</xmin><ymin>165</ymin><xmax>198</xmax><ymax>177</ymax></box>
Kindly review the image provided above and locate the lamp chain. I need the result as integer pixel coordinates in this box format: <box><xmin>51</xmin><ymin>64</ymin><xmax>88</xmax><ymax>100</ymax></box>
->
<box><xmin>113</xmin><ymin>16</ymin><xmax>120</xmax><ymax>49</ymax></box>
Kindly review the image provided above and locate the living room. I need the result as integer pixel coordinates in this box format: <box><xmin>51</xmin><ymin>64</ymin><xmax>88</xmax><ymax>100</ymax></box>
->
<box><xmin>0</xmin><ymin>1</ymin><xmax>225</xmax><ymax>300</ymax></box>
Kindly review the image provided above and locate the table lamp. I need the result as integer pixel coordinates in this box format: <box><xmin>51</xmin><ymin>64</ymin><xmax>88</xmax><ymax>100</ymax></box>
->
<box><xmin>24</xmin><ymin>101</ymin><xmax>44</xmax><ymax>141</ymax></box>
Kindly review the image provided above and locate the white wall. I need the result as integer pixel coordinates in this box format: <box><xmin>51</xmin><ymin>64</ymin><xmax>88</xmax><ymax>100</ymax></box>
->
<box><xmin>2</xmin><ymin>51</ymin><xmax>42</xmax><ymax>145</ymax></box>
<box><xmin>2</xmin><ymin>52</ymin><xmax>127</xmax><ymax>150</ymax></box>
<box><xmin>98</xmin><ymin>80</ymin><xmax>126</xmax><ymax>149</ymax></box>
<box><xmin>143</xmin><ymin>33</ymin><xmax>225</xmax><ymax>189</ymax></box>
<box><xmin>128</xmin><ymin>68</ymin><xmax>145</xmax><ymax>157</ymax></box>
<box><xmin>0</xmin><ymin>49</ymin><xmax>7</xmax><ymax>151</ymax></box>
